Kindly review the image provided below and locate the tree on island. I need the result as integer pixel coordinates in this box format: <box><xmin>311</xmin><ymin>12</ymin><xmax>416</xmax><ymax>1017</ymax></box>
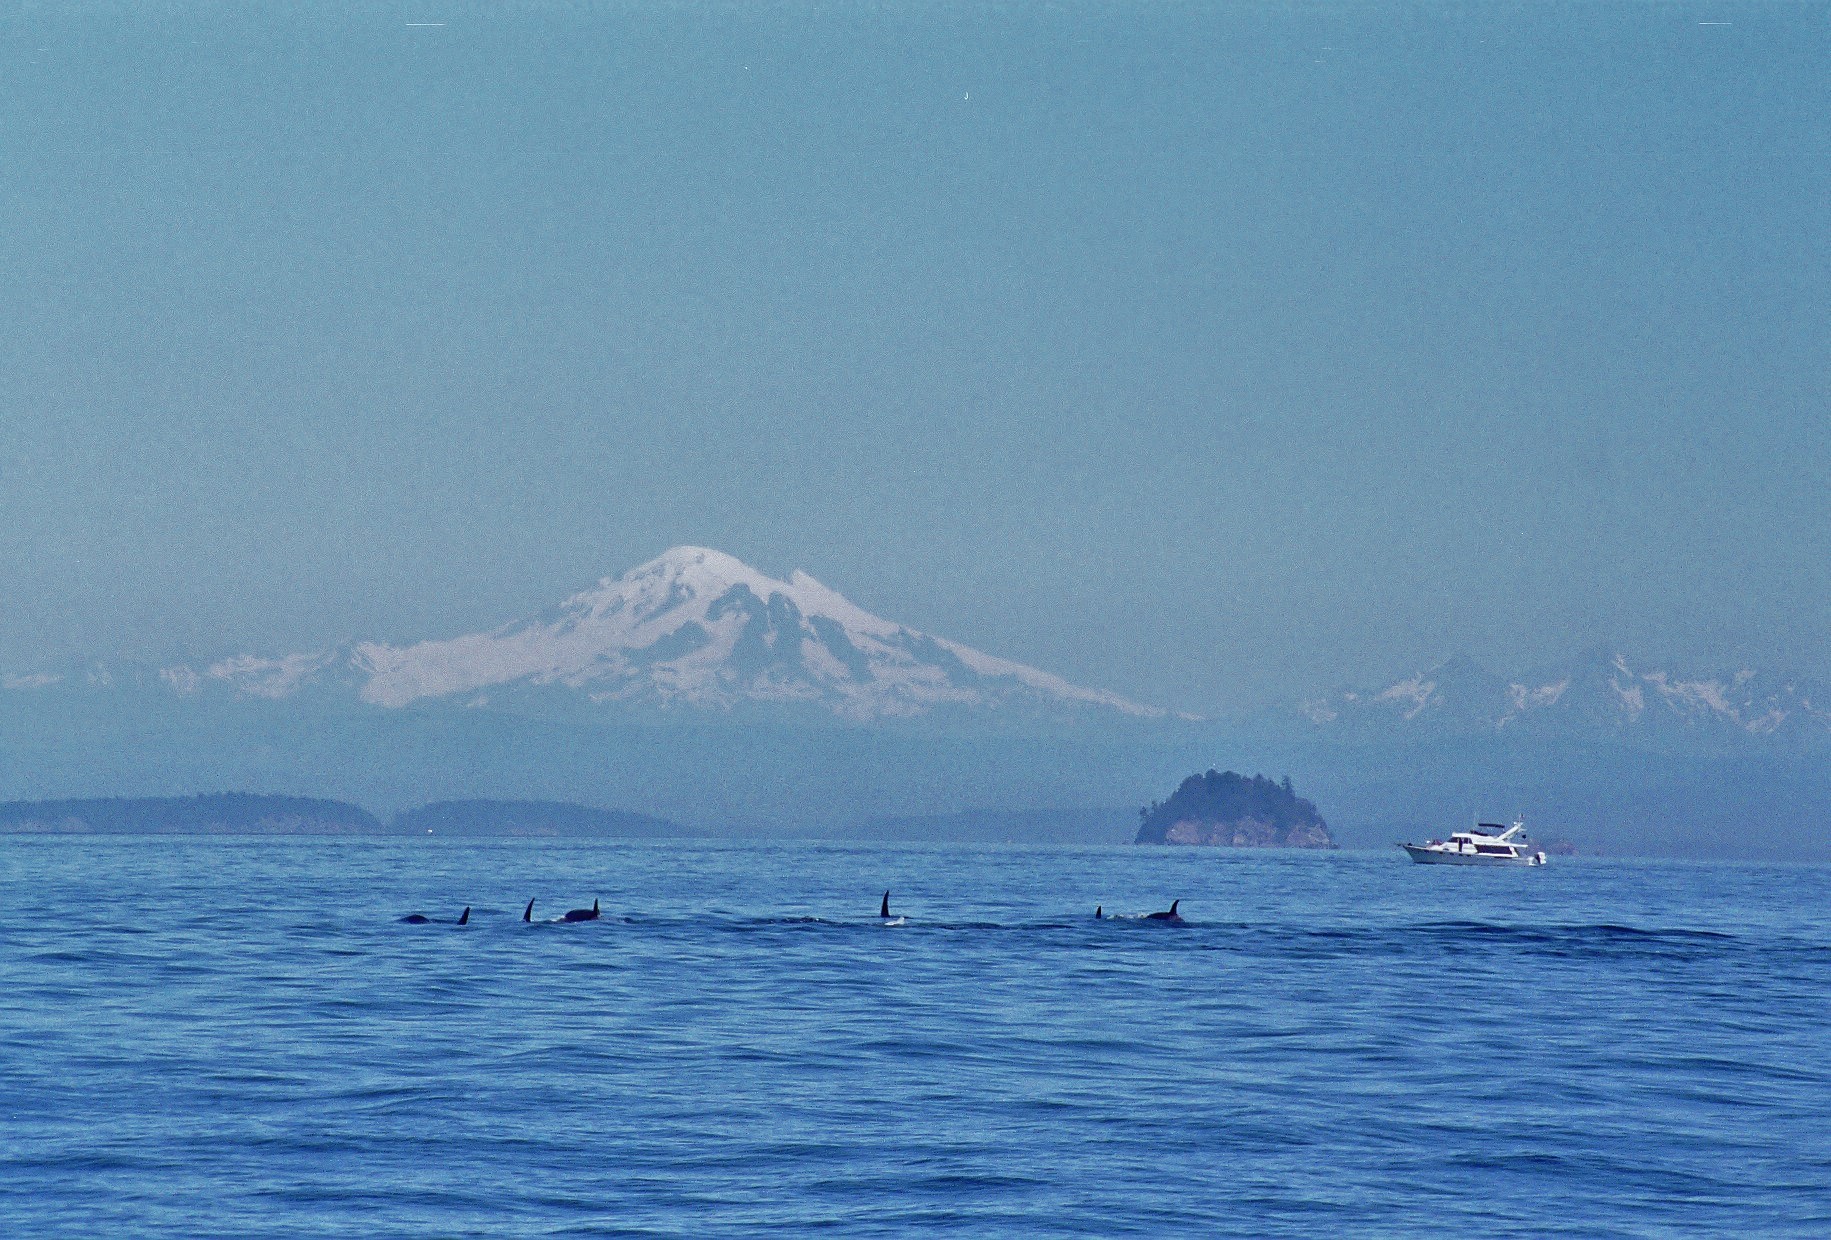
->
<box><xmin>1135</xmin><ymin>770</ymin><xmax>1334</xmax><ymax>848</ymax></box>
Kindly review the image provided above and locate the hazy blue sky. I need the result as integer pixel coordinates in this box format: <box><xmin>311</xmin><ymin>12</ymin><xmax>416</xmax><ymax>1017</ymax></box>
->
<box><xmin>2</xmin><ymin>2</ymin><xmax>1825</xmax><ymax>713</ymax></box>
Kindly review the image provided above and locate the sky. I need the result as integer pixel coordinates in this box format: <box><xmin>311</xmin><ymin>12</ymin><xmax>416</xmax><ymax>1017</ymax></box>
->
<box><xmin>1</xmin><ymin>1</ymin><xmax>1826</xmax><ymax>716</ymax></box>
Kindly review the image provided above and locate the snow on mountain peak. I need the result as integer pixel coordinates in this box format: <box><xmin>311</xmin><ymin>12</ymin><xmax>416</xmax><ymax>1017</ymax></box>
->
<box><xmin>173</xmin><ymin>547</ymin><xmax>1160</xmax><ymax>722</ymax></box>
<box><xmin>555</xmin><ymin>546</ymin><xmax>902</xmax><ymax>644</ymax></box>
<box><xmin>1310</xmin><ymin>653</ymin><xmax>1831</xmax><ymax>741</ymax></box>
<box><xmin>615</xmin><ymin>545</ymin><xmax>776</xmax><ymax>600</ymax></box>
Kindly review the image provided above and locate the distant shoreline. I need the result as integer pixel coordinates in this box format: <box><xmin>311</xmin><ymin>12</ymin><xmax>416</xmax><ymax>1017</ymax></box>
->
<box><xmin>0</xmin><ymin>794</ymin><xmax>695</xmax><ymax>840</ymax></box>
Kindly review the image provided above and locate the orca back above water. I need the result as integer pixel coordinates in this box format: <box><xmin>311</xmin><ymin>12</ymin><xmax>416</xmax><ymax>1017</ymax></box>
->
<box><xmin>400</xmin><ymin>906</ymin><xmax>471</xmax><ymax>925</ymax></box>
<box><xmin>1145</xmin><ymin>900</ymin><xmax>1182</xmax><ymax>922</ymax></box>
<box><xmin>561</xmin><ymin>899</ymin><xmax>600</xmax><ymax>923</ymax></box>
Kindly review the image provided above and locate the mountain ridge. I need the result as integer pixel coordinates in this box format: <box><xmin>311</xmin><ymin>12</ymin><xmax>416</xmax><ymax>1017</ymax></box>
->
<box><xmin>6</xmin><ymin>553</ymin><xmax>1828</xmax><ymax>761</ymax></box>
<box><xmin>140</xmin><ymin>547</ymin><xmax>1166</xmax><ymax>724</ymax></box>
<box><xmin>1300</xmin><ymin>651</ymin><xmax>1831</xmax><ymax>746</ymax></box>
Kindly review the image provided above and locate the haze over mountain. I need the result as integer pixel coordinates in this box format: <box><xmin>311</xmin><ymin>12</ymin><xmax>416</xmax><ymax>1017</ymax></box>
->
<box><xmin>0</xmin><ymin>548</ymin><xmax>1200</xmax><ymax>836</ymax></box>
<box><xmin>3</xmin><ymin>549</ymin><xmax>1828</xmax><ymax>859</ymax></box>
<box><xmin>20</xmin><ymin>548</ymin><xmax>1825</xmax><ymax>751</ymax></box>
<box><xmin>1301</xmin><ymin>653</ymin><xmax>1831</xmax><ymax>749</ymax></box>
<box><xmin>145</xmin><ymin>547</ymin><xmax>1161</xmax><ymax>725</ymax></box>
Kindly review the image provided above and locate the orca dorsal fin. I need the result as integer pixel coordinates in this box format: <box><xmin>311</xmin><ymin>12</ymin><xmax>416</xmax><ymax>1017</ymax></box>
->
<box><xmin>880</xmin><ymin>890</ymin><xmax>891</xmax><ymax>918</ymax></box>
<box><xmin>1169</xmin><ymin>900</ymin><xmax>1179</xmax><ymax>916</ymax></box>
<box><xmin>523</xmin><ymin>898</ymin><xmax>534</xmax><ymax>922</ymax></box>
<box><xmin>1095</xmin><ymin>905</ymin><xmax>1103</xmax><ymax>919</ymax></box>
<box><xmin>592</xmin><ymin>899</ymin><xmax>599</xmax><ymax>915</ymax></box>
<box><xmin>458</xmin><ymin>907</ymin><xmax>470</xmax><ymax>925</ymax></box>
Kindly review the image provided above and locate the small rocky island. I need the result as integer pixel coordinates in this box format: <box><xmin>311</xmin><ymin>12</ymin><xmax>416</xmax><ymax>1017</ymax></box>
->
<box><xmin>1135</xmin><ymin>770</ymin><xmax>1335</xmax><ymax>849</ymax></box>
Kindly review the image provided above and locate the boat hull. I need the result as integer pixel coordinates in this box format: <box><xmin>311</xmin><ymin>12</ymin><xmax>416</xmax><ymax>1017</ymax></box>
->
<box><xmin>1401</xmin><ymin>844</ymin><xmax>1543</xmax><ymax>867</ymax></box>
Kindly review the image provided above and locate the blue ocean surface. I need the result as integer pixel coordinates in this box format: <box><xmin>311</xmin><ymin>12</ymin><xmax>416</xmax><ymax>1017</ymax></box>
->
<box><xmin>2</xmin><ymin>837</ymin><xmax>1828</xmax><ymax>1237</ymax></box>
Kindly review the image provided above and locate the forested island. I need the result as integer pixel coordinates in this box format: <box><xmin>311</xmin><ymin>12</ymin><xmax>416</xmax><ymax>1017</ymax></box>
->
<box><xmin>1135</xmin><ymin>770</ymin><xmax>1335</xmax><ymax>848</ymax></box>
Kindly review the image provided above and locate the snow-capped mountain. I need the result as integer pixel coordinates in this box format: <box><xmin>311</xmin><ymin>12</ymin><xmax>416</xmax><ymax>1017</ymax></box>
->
<box><xmin>1302</xmin><ymin>652</ymin><xmax>1831</xmax><ymax>744</ymax></box>
<box><xmin>155</xmin><ymin>547</ymin><xmax>1161</xmax><ymax>723</ymax></box>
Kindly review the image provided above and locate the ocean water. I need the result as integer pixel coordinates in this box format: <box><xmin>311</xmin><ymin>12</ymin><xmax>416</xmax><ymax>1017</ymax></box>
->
<box><xmin>1</xmin><ymin>838</ymin><xmax>1828</xmax><ymax>1238</ymax></box>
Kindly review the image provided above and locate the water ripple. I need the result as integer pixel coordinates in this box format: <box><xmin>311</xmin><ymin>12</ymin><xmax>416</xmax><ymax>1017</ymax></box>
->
<box><xmin>0</xmin><ymin>838</ymin><xmax>1827</xmax><ymax>1236</ymax></box>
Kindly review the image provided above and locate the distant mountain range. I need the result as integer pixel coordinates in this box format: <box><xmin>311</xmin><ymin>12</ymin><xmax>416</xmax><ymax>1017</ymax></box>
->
<box><xmin>8</xmin><ymin>550</ymin><xmax>1822</xmax><ymax>749</ymax></box>
<box><xmin>3</xmin><ymin>549</ymin><xmax>1828</xmax><ymax>857</ymax></box>
<box><xmin>1299</xmin><ymin>652</ymin><xmax>1831</xmax><ymax>749</ymax></box>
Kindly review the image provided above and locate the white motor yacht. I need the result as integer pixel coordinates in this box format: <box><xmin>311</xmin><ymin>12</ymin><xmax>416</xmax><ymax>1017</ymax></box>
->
<box><xmin>1400</xmin><ymin>820</ymin><xmax>1546</xmax><ymax>866</ymax></box>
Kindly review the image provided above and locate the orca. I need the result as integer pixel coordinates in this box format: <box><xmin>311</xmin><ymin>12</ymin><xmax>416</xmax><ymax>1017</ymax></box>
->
<box><xmin>523</xmin><ymin>898</ymin><xmax>535</xmax><ymax>923</ymax></box>
<box><xmin>561</xmin><ymin>899</ymin><xmax>600</xmax><ymax>923</ymax></box>
<box><xmin>1145</xmin><ymin>900</ymin><xmax>1183</xmax><ymax>922</ymax></box>
<box><xmin>400</xmin><ymin>906</ymin><xmax>470</xmax><ymax>925</ymax></box>
<box><xmin>880</xmin><ymin>890</ymin><xmax>891</xmax><ymax>918</ymax></box>
<box><xmin>1094</xmin><ymin>905</ymin><xmax>1103</xmax><ymax>919</ymax></box>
